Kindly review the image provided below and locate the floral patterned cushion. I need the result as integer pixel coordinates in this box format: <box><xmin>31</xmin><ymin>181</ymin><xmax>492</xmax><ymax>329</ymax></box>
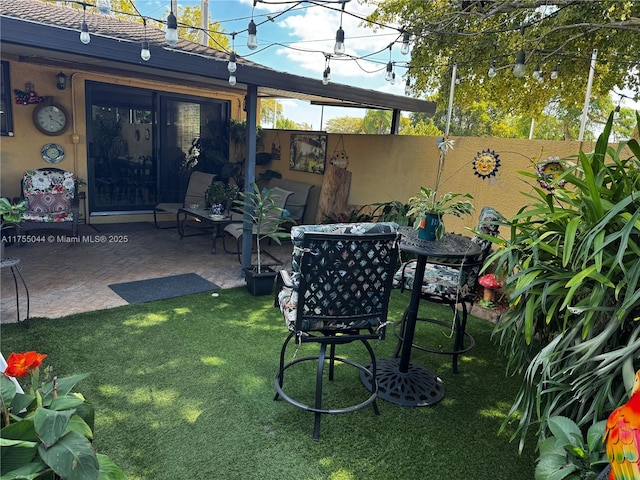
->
<box><xmin>278</xmin><ymin>222</ymin><xmax>400</xmax><ymax>332</ymax></box>
<box><xmin>393</xmin><ymin>206</ymin><xmax>502</xmax><ymax>302</ymax></box>
<box><xmin>22</xmin><ymin>170</ymin><xmax>76</xmax><ymax>222</ymax></box>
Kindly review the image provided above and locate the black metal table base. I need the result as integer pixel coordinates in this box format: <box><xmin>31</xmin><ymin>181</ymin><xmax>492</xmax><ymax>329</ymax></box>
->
<box><xmin>361</xmin><ymin>358</ymin><xmax>444</xmax><ymax>407</ymax></box>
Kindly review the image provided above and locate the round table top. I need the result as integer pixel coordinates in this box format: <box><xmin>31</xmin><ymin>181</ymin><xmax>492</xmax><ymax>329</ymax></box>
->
<box><xmin>0</xmin><ymin>257</ymin><xmax>21</xmax><ymax>268</ymax></box>
<box><xmin>398</xmin><ymin>226</ymin><xmax>481</xmax><ymax>259</ymax></box>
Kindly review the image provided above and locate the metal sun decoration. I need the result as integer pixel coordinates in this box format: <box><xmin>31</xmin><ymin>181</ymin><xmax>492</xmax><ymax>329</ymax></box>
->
<box><xmin>473</xmin><ymin>149</ymin><xmax>501</xmax><ymax>179</ymax></box>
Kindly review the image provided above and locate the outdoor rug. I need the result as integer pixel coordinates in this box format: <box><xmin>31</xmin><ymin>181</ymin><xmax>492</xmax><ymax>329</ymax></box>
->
<box><xmin>108</xmin><ymin>273</ymin><xmax>220</xmax><ymax>304</ymax></box>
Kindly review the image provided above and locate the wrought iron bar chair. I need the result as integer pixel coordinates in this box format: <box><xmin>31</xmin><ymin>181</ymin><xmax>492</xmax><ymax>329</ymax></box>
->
<box><xmin>274</xmin><ymin>222</ymin><xmax>400</xmax><ymax>440</ymax></box>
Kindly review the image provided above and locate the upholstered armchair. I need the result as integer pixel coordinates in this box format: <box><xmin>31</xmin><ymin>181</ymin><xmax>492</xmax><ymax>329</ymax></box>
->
<box><xmin>16</xmin><ymin>168</ymin><xmax>79</xmax><ymax>239</ymax></box>
<box><xmin>274</xmin><ymin>222</ymin><xmax>400</xmax><ymax>440</ymax></box>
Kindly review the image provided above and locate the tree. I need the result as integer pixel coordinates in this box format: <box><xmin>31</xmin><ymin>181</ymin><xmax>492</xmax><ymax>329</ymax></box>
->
<box><xmin>174</xmin><ymin>5</ymin><xmax>229</xmax><ymax>50</ymax></box>
<box><xmin>362</xmin><ymin>110</ymin><xmax>393</xmax><ymax>134</ymax></box>
<box><xmin>365</xmin><ymin>0</ymin><xmax>639</xmax><ymax>134</ymax></box>
<box><xmin>260</xmin><ymin>99</ymin><xmax>284</xmax><ymax>128</ymax></box>
<box><xmin>325</xmin><ymin>116</ymin><xmax>364</xmax><ymax>133</ymax></box>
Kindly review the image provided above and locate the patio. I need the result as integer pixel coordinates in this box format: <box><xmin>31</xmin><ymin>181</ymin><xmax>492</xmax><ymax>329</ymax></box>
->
<box><xmin>0</xmin><ymin>222</ymin><xmax>292</xmax><ymax>323</ymax></box>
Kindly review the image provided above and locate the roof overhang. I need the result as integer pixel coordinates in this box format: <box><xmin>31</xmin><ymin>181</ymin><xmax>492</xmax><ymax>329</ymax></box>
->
<box><xmin>0</xmin><ymin>15</ymin><xmax>436</xmax><ymax>115</ymax></box>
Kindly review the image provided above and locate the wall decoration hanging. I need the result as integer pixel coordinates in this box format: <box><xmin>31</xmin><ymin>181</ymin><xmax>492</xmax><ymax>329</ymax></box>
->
<box><xmin>271</xmin><ymin>132</ymin><xmax>281</xmax><ymax>160</ymax></box>
<box><xmin>329</xmin><ymin>135</ymin><xmax>349</xmax><ymax>169</ymax></box>
<box><xmin>14</xmin><ymin>82</ymin><xmax>44</xmax><ymax>105</ymax></box>
<box><xmin>290</xmin><ymin>133</ymin><xmax>327</xmax><ymax>174</ymax></box>
<box><xmin>41</xmin><ymin>143</ymin><xmax>65</xmax><ymax>163</ymax></box>
<box><xmin>536</xmin><ymin>157</ymin><xmax>566</xmax><ymax>190</ymax></box>
<box><xmin>473</xmin><ymin>149</ymin><xmax>501</xmax><ymax>179</ymax></box>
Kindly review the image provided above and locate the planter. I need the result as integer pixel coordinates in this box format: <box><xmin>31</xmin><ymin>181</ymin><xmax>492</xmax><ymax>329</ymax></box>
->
<box><xmin>418</xmin><ymin>213</ymin><xmax>441</xmax><ymax>241</ymax></box>
<box><xmin>210</xmin><ymin>202</ymin><xmax>224</xmax><ymax>215</ymax></box>
<box><xmin>244</xmin><ymin>267</ymin><xmax>278</xmax><ymax>296</ymax></box>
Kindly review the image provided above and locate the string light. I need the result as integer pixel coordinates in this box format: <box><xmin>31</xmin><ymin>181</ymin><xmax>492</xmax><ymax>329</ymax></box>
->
<box><xmin>79</xmin><ymin>4</ymin><xmax>91</xmax><ymax>45</ymax></box>
<box><xmin>390</xmin><ymin>72</ymin><xmax>396</xmax><ymax>85</ymax></box>
<box><xmin>400</xmin><ymin>31</ymin><xmax>410</xmax><ymax>55</ymax></box>
<box><xmin>228</xmin><ymin>34</ymin><xmax>237</xmax><ymax>85</ymax></box>
<box><xmin>551</xmin><ymin>63</ymin><xmax>559</xmax><ymax>80</ymax></box>
<box><xmin>322</xmin><ymin>55</ymin><xmax>331</xmax><ymax>85</ymax></box>
<box><xmin>532</xmin><ymin>64</ymin><xmax>540</xmax><ymax>80</ymax></box>
<box><xmin>247</xmin><ymin>20</ymin><xmax>258</xmax><ymax>50</ymax></box>
<box><xmin>140</xmin><ymin>19</ymin><xmax>150</xmax><ymax>61</ymax></box>
<box><xmin>165</xmin><ymin>10</ymin><xmax>178</xmax><ymax>46</ymax></box>
<box><xmin>228</xmin><ymin>52</ymin><xmax>237</xmax><ymax>73</ymax></box>
<box><xmin>537</xmin><ymin>71</ymin><xmax>544</xmax><ymax>84</ymax></box>
<box><xmin>404</xmin><ymin>76</ymin><xmax>411</xmax><ymax>96</ymax></box>
<box><xmin>487</xmin><ymin>59</ymin><xmax>496</xmax><ymax>77</ymax></box>
<box><xmin>385</xmin><ymin>61</ymin><xmax>393</xmax><ymax>81</ymax></box>
<box><xmin>513</xmin><ymin>50</ymin><xmax>526</xmax><ymax>78</ymax></box>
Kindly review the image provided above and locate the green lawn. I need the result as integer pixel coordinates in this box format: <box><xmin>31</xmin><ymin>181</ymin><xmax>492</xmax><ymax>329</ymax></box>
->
<box><xmin>2</xmin><ymin>288</ymin><xmax>536</xmax><ymax>480</ymax></box>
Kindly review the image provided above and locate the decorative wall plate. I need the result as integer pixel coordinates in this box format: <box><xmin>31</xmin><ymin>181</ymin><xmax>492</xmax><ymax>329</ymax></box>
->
<box><xmin>473</xmin><ymin>149</ymin><xmax>500</xmax><ymax>179</ymax></box>
<box><xmin>536</xmin><ymin>157</ymin><xmax>566</xmax><ymax>190</ymax></box>
<box><xmin>41</xmin><ymin>143</ymin><xmax>65</xmax><ymax>163</ymax></box>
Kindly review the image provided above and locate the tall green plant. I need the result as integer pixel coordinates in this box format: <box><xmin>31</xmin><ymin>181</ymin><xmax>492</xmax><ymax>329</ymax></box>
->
<box><xmin>485</xmin><ymin>111</ymin><xmax>640</xmax><ymax>451</ymax></box>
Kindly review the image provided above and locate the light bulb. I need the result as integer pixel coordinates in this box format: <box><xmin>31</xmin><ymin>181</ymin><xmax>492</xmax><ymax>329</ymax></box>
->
<box><xmin>334</xmin><ymin>27</ymin><xmax>345</xmax><ymax>56</ymax></box>
<box><xmin>322</xmin><ymin>67</ymin><xmax>331</xmax><ymax>85</ymax></box>
<box><xmin>247</xmin><ymin>20</ymin><xmax>258</xmax><ymax>50</ymax></box>
<box><xmin>165</xmin><ymin>11</ymin><xmax>178</xmax><ymax>46</ymax></box>
<box><xmin>488</xmin><ymin>59</ymin><xmax>497</xmax><ymax>78</ymax></box>
<box><xmin>551</xmin><ymin>64</ymin><xmax>559</xmax><ymax>80</ymax></box>
<box><xmin>391</xmin><ymin>72</ymin><xmax>396</xmax><ymax>85</ymax></box>
<box><xmin>384</xmin><ymin>62</ymin><xmax>393</xmax><ymax>82</ymax></box>
<box><xmin>228</xmin><ymin>74</ymin><xmax>236</xmax><ymax>86</ymax></box>
<box><xmin>455</xmin><ymin>75</ymin><xmax>460</xmax><ymax>85</ymax></box>
<box><xmin>80</xmin><ymin>21</ymin><xmax>90</xmax><ymax>45</ymax></box>
<box><xmin>96</xmin><ymin>0</ymin><xmax>111</xmax><ymax>15</ymax></box>
<box><xmin>141</xmin><ymin>40</ymin><xmax>151</xmax><ymax>61</ymax></box>
<box><xmin>228</xmin><ymin>53</ymin><xmax>237</xmax><ymax>73</ymax></box>
<box><xmin>532</xmin><ymin>64</ymin><xmax>540</xmax><ymax>80</ymax></box>
<box><xmin>537</xmin><ymin>72</ymin><xmax>544</xmax><ymax>84</ymax></box>
<box><xmin>513</xmin><ymin>50</ymin><xmax>526</xmax><ymax>78</ymax></box>
<box><xmin>404</xmin><ymin>78</ymin><xmax>411</xmax><ymax>96</ymax></box>
<box><xmin>400</xmin><ymin>31</ymin><xmax>410</xmax><ymax>55</ymax></box>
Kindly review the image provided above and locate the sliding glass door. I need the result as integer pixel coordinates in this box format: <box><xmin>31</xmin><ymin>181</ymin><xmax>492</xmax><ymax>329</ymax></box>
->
<box><xmin>86</xmin><ymin>81</ymin><xmax>229</xmax><ymax>214</ymax></box>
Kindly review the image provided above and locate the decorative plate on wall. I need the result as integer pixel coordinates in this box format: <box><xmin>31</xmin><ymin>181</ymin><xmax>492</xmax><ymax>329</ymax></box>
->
<box><xmin>536</xmin><ymin>157</ymin><xmax>566</xmax><ymax>190</ymax></box>
<box><xmin>41</xmin><ymin>143</ymin><xmax>65</xmax><ymax>163</ymax></box>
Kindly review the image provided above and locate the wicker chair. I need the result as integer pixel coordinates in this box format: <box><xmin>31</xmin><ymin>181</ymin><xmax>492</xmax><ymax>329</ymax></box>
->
<box><xmin>392</xmin><ymin>207</ymin><xmax>503</xmax><ymax>373</ymax></box>
<box><xmin>16</xmin><ymin>168</ymin><xmax>79</xmax><ymax>240</ymax></box>
<box><xmin>274</xmin><ymin>222</ymin><xmax>400</xmax><ymax>440</ymax></box>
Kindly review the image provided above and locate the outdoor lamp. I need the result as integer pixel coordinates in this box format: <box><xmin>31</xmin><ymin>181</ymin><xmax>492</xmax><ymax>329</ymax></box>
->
<box><xmin>228</xmin><ymin>73</ymin><xmax>237</xmax><ymax>86</ymax></box>
<box><xmin>56</xmin><ymin>72</ymin><xmax>67</xmax><ymax>90</ymax></box>
<box><xmin>80</xmin><ymin>20</ymin><xmax>90</xmax><ymax>44</ymax></box>
<box><xmin>140</xmin><ymin>40</ymin><xmax>151</xmax><ymax>61</ymax></box>
<box><xmin>400</xmin><ymin>31</ymin><xmax>410</xmax><ymax>55</ymax></box>
<box><xmin>228</xmin><ymin>52</ymin><xmax>237</xmax><ymax>73</ymax></box>
<box><xmin>334</xmin><ymin>27</ymin><xmax>345</xmax><ymax>56</ymax></box>
<box><xmin>513</xmin><ymin>50</ymin><xmax>526</xmax><ymax>78</ymax></box>
<box><xmin>551</xmin><ymin>63</ymin><xmax>559</xmax><ymax>80</ymax></box>
<box><xmin>165</xmin><ymin>11</ymin><xmax>178</xmax><ymax>46</ymax></box>
<box><xmin>537</xmin><ymin>72</ymin><xmax>545</xmax><ymax>84</ymax></box>
<box><xmin>247</xmin><ymin>20</ymin><xmax>258</xmax><ymax>50</ymax></box>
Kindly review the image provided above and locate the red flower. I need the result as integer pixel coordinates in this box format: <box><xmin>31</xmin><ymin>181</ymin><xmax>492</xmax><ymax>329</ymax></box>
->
<box><xmin>4</xmin><ymin>351</ymin><xmax>47</xmax><ymax>378</ymax></box>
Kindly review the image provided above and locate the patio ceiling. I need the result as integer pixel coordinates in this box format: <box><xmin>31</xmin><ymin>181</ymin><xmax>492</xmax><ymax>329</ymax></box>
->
<box><xmin>0</xmin><ymin>0</ymin><xmax>436</xmax><ymax>115</ymax></box>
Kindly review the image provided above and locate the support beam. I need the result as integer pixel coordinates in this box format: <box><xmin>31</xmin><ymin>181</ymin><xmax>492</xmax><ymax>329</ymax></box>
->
<box><xmin>241</xmin><ymin>85</ymin><xmax>258</xmax><ymax>271</ymax></box>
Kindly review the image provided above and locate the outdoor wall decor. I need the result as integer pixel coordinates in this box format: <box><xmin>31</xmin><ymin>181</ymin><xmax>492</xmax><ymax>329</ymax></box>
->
<box><xmin>271</xmin><ymin>132</ymin><xmax>281</xmax><ymax>160</ymax></box>
<box><xmin>329</xmin><ymin>135</ymin><xmax>349</xmax><ymax>169</ymax></box>
<box><xmin>290</xmin><ymin>133</ymin><xmax>327</xmax><ymax>174</ymax></box>
<box><xmin>473</xmin><ymin>149</ymin><xmax>501</xmax><ymax>179</ymax></box>
<box><xmin>536</xmin><ymin>157</ymin><xmax>566</xmax><ymax>190</ymax></box>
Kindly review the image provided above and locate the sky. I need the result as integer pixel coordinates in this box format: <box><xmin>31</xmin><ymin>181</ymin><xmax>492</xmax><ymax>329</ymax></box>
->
<box><xmin>131</xmin><ymin>0</ymin><xmax>412</xmax><ymax>129</ymax></box>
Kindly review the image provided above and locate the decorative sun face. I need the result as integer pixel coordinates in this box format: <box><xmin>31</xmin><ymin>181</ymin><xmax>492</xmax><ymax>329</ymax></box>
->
<box><xmin>473</xmin><ymin>149</ymin><xmax>500</xmax><ymax>179</ymax></box>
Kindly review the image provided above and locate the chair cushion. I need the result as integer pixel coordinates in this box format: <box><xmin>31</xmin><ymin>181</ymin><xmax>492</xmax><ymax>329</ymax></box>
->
<box><xmin>22</xmin><ymin>211</ymin><xmax>74</xmax><ymax>223</ymax></box>
<box><xmin>25</xmin><ymin>192</ymin><xmax>72</xmax><ymax>214</ymax></box>
<box><xmin>23</xmin><ymin>170</ymin><xmax>75</xmax><ymax>196</ymax></box>
<box><xmin>279</xmin><ymin>222</ymin><xmax>400</xmax><ymax>331</ymax></box>
<box><xmin>393</xmin><ymin>260</ymin><xmax>473</xmax><ymax>302</ymax></box>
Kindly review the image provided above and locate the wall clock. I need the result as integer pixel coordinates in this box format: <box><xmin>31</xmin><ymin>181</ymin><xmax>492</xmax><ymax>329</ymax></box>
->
<box><xmin>32</xmin><ymin>98</ymin><xmax>70</xmax><ymax>136</ymax></box>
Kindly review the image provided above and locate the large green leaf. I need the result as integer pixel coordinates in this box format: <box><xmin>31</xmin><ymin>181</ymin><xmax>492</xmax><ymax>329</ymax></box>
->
<box><xmin>38</xmin><ymin>431</ymin><xmax>100</xmax><ymax>480</ymax></box>
<box><xmin>0</xmin><ymin>460</ymin><xmax>49</xmax><ymax>479</ymax></box>
<box><xmin>0</xmin><ymin>439</ymin><xmax>39</xmax><ymax>476</ymax></box>
<box><xmin>97</xmin><ymin>453</ymin><xmax>129</xmax><ymax>480</ymax></box>
<box><xmin>34</xmin><ymin>407</ymin><xmax>75</xmax><ymax>447</ymax></box>
<box><xmin>1</xmin><ymin>416</ymin><xmax>37</xmax><ymax>441</ymax></box>
<box><xmin>40</xmin><ymin>374</ymin><xmax>89</xmax><ymax>403</ymax></box>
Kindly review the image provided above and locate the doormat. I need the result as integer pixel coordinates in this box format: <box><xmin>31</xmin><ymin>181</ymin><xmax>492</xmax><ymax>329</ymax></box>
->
<box><xmin>108</xmin><ymin>273</ymin><xmax>220</xmax><ymax>304</ymax></box>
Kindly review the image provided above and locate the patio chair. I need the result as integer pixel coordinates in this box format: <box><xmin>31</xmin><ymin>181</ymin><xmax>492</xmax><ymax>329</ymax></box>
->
<box><xmin>16</xmin><ymin>168</ymin><xmax>79</xmax><ymax>240</ymax></box>
<box><xmin>153</xmin><ymin>171</ymin><xmax>214</xmax><ymax>228</ymax></box>
<box><xmin>221</xmin><ymin>186</ymin><xmax>293</xmax><ymax>262</ymax></box>
<box><xmin>274</xmin><ymin>222</ymin><xmax>400</xmax><ymax>440</ymax></box>
<box><xmin>392</xmin><ymin>206</ymin><xmax>503</xmax><ymax>373</ymax></box>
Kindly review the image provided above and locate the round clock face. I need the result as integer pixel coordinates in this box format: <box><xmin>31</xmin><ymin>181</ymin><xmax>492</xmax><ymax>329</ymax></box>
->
<box><xmin>33</xmin><ymin>103</ymin><xmax>69</xmax><ymax>136</ymax></box>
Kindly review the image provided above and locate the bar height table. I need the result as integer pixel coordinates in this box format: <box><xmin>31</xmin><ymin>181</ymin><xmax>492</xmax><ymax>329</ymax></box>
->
<box><xmin>362</xmin><ymin>227</ymin><xmax>481</xmax><ymax>406</ymax></box>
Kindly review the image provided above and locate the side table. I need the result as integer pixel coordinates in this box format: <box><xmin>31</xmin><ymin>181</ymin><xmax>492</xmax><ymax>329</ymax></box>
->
<box><xmin>1</xmin><ymin>257</ymin><xmax>30</xmax><ymax>327</ymax></box>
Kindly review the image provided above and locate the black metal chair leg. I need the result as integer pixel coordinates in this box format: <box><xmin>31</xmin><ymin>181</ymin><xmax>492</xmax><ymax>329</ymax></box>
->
<box><xmin>328</xmin><ymin>342</ymin><xmax>336</xmax><ymax>381</ymax></box>
<box><xmin>313</xmin><ymin>343</ymin><xmax>328</xmax><ymax>441</ymax></box>
<box><xmin>274</xmin><ymin>332</ymin><xmax>295</xmax><ymax>401</ymax></box>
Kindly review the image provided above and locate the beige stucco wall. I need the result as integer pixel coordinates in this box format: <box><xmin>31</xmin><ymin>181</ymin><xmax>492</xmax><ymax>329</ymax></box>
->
<box><xmin>1</xmin><ymin>57</ymin><xmax>600</xmax><ymax>229</ymax></box>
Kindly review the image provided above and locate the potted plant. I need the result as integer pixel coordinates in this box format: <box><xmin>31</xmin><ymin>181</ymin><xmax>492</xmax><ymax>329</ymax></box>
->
<box><xmin>205</xmin><ymin>181</ymin><xmax>239</xmax><ymax>215</ymax></box>
<box><xmin>406</xmin><ymin>187</ymin><xmax>474</xmax><ymax>240</ymax></box>
<box><xmin>233</xmin><ymin>182</ymin><xmax>292</xmax><ymax>296</ymax></box>
<box><xmin>0</xmin><ymin>197</ymin><xmax>27</xmax><ymax>259</ymax></box>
